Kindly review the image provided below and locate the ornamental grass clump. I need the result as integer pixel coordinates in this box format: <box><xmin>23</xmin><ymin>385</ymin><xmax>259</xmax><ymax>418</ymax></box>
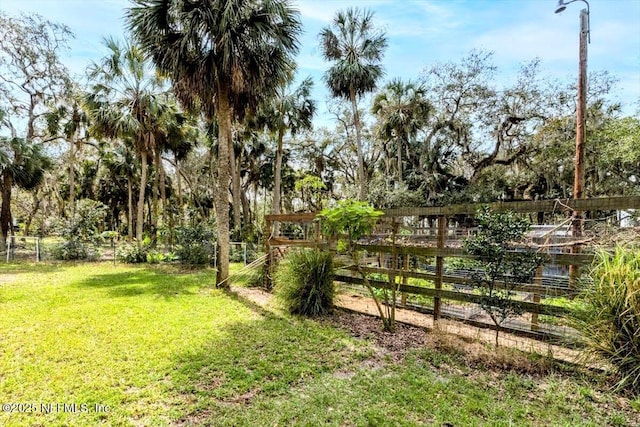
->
<box><xmin>577</xmin><ymin>246</ymin><xmax>640</xmax><ymax>394</ymax></box>
<box><xmin>274</xmin><ymin>249</ymin><xmax>335</xmax><ymax>316</ymax></box>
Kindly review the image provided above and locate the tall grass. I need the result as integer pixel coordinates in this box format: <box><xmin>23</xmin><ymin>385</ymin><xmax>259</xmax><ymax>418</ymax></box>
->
<box><xmin>577</xmin><ymin>246</ymin><xmax>640</xmax><ymax>394</ymax></box>
<box><xmin>274</xmin><ymin>249</ymin><xmax>335</xmax><ymax>316</ymax></box>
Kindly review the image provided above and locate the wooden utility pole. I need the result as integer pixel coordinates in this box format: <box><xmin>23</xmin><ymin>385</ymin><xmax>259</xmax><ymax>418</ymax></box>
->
<box><xmin>573</xmin><ymin>8</ymin><xmax>588</xmax><ymax>234</ymax></box>
<box><xmin>570</xmin><ymin>8</ymin><xmax>589</xmax><ymax>287</ymax></box>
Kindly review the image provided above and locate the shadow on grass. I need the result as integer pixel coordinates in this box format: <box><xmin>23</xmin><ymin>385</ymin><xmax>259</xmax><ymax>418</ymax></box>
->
<box><xmin>74</xmin><ymin>266</ymin><xmax>216</xmax><ymax>299</ymax></box>
<box><xmin>0</xmin><ymin>262</ymin><xmax>66</xmax><ymax>276</ymax></box>
<box><xmin>170</xmin><ymin>312</ymin><xmax>361</xmax><ymax>423</ymax></box>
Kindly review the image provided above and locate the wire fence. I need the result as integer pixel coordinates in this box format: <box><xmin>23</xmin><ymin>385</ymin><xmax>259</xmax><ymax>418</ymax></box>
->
<box><xmin>1</xmin><ymin>236</ymin><xmax>261</xmax><ymax>266</ymax></box>
<box><xmin>264</xmin><ymin>196</ymin><xmax>640</xmax><ymax>346</ymax></box>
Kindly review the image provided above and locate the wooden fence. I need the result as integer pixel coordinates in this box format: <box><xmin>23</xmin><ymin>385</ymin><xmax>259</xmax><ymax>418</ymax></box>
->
<box><xmin>264</xmin><ymin>196</ymin><xmax>640</xmax><ymax>341</ymax></box>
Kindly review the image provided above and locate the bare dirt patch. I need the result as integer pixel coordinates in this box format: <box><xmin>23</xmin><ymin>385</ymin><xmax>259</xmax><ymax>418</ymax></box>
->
<box><xmin>322</xmin><ymin>310</ymin><xmax>429</xmax><ymax>362</ymax></box>
<box><xmin>231</xmin><ymin>286</ymin><xmax>273</xmax><ymax>308</ymax></box>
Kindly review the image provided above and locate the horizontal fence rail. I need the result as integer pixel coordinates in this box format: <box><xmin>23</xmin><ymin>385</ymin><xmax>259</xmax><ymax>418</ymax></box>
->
<box><xmin>382</xmin><ymin>195</ymin><xmax>640</xmax><ymax>216</ymax></box>
<box><xmin>334</xmin><ymin>274</ymin><xmax>573</xmax><ymax>317</ymax></box>
<box><xmin>353</xmin><ymin>243</ymin><xmax>595</xmax><ymax>266</ymax></box>
<box><xmin>343</xmin><ymin>265</ymin><xmax>572</xmax><ymax>297</ymax></box>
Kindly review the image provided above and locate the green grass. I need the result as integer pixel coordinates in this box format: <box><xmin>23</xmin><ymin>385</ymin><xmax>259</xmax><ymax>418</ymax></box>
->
<box><xmin>1</xmin><ymin>262</ymin><xmax>638</xmax><ymax>426</ymax></box>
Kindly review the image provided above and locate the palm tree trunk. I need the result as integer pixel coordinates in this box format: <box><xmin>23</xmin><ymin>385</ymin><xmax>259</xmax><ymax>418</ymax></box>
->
<box><xmin>151</xmin><ymin>147</ymin><xmax>160</xmax><ymax>246</ymax></box>
<box><xmin>272</xmin><ymin>125</ymin><xmax>285</xmax><ymax>236</ymax></box>
<box><xmin>0</xmin><ymin>171</ymin><xmax>12</xmax><ymax>253</ymax></box>
<box><xmin>350</xmin><ymin>87</ymin><xmax>367</xmax><ymax>200</ymax></box>
<box><xmin>137</xmin><ymin>148</ymin><xmax>148</xmax><ymax>244</ymax></box>
<box><xmin>229</xmin><ymin>137</ymin><xmax>242</xmax><ymax>233</ymax></box>
<box><xmin>175</xmin><ymin>155</ymin><xmax>183</xmax><ymax>227</ymax></box>
<box><xmin>127</xmin><ymin>175</ymin><xmax>133</xmax><ymax>243</ymax></box>
<box><xmin>215</xmin><ymin>86</ymin><xmax>232</xmax><ymax>287</ymax></box>
<box><xmin>160</xmin><ymin>157</ymin><xmax>167</xmax><ymax>227</ymax></box>
<box><xmin>397</xmin><ymin>137</ymin><xmax>403</xmax><ymax>184</ymax></box>
<box><xmin>69</xmin><ymin>140</ymin><xmax>76</xmax><ymax>217</ymax></box>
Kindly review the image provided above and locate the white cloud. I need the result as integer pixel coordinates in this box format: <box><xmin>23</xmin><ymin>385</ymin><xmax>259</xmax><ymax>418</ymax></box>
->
<box><xmin>296</xmin><ymin>0</ymin><xmax>340</xmax><ymax>23</ymax></box>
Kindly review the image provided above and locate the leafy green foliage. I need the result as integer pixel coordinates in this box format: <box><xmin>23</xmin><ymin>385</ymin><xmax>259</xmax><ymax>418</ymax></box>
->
<box><xmin>117</xmin><ymin>241</ymin><xmax>149</xmax><ymax>264</ymax></box>
<box><xmin>294</xmin><ymin>174</ymin><xmax>327</xmax><ymax>211</ymax></box>
<box><xmin>146</xmin><ymin>250</ymin><xmax>164</xmax><ymax>264</ymax></box>
<box><xmin>319</xmin><ymin>200</ymin><xmax>383</xmax><ymax>248</ymax></box>
<box><xmin>320</xmin><ymin>8</ymin><xmax>388</xmax><ymax>100</ymax></box>
<box><xmin>464</xmin><ymin>207</ymin><xmax>543</xmax><ymax>345</ymax></box>
<box><xmin>577</xmin><ymin>246</ymin><xmax>640</xmax><ymax>394</ymax></box>
<box><xmin>319</xmin><ymin>200</ymin><xmax>399</xmax><ymax>330</ymax></box>
<box><xmin>52</xmin><ymin>199</ymin><xmax>108</xmax><ymax>260</ymax></box>
<box><xmin>275</xmin><ymin>249</ymin><xmax>335</xmax><ymax>316</ymax></box>
<box><xmin>174</xmin><ymin>224</ymin><xmax>216</xmax><ymax>266</ymax></box>
<box><xmin>51</xmin><ymin>239</ymin><xmax>93</xmax><ymax>261</ymax></box>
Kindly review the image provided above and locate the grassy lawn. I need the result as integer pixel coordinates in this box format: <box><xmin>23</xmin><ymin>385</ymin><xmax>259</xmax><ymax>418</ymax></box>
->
<box><xmin>1</xmin><ymin>262</ymin><xmax>638</xmax><ymax>426</ymax></box>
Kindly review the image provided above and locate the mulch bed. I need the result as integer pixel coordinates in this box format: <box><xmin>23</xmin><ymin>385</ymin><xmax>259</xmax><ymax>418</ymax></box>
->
<box><xmin>322</xmin><ymin>309</ymin><xmax>430</xmax><ymax>362</ymax></box>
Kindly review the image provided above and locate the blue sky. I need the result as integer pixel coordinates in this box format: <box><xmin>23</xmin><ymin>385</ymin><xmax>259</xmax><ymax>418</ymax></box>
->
<box><xmin>2</xmin><ymin>0</ymin><xmax>639</xmax><ymax>127</ymax></box>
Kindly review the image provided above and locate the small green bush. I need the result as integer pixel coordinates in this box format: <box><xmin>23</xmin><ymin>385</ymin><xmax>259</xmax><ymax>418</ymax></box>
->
<box><xmin>463</xmin><ymin>207</ymin><xmax>543</xmax><ymax>346</ymax></box>
<box><xmin>174</xmin><ymin>224</ymin><xmax>216</xmax><ymax>266</ymax></box>
<box><xmin>577</xmin><ymin>246</ymin><xmax>640</xmax><ymax>394</ymax></box>
<box><xmin>146</xmin><ymin>251</ymin><xmax>164</xmax><ymax>264</ymax></box>
<box><xmin>274</xmin><ymin>249</ymin><xmax>335</xmax><ymax>316</ymax></box>
<box><xmin>117</xmin><ymin>243</ymin><xmax>149</xmax><ymax>264</ymax></box>
<box><xmin>52</xmin><ymin>238</ymin><xmax>98</xmax><ymax>261</ymax></box>
<box><xmin>52</xmin><ymin>199</ymin><xmax>108</xmax><ymax>261</ymax></box>
<box><xmin>163</xmin><ymin>252</ymin><xmax>179</xmax><ymax>262</ymax></box>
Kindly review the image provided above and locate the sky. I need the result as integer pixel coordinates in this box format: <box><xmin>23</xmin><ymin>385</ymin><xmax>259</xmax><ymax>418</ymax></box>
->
<box><xmin>2</xmin><ymin>0</ymin><xmax>639</xmax><ymax>128</ymax></box>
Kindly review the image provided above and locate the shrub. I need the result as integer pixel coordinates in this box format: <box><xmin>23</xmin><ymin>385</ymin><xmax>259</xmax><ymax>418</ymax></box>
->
<box><xmin>51</xmin><ymin>238</ymin><xmax>98</xmax><ymax>261</ymax></box>
<box><xmin>320</xmin><ymin>200</ymin><xmax>396</xmax><ymax>331</ymax></box>
<box><xmin>174</xmin><ymin>224</ymin><xmax>216</xmax><ymax>266</ymax></box>
<box><xmin>146</xmin><ymin>251</ymin><xmax>164</xmax><ymax>264</ymax></box>
<box><xmin>163</xmin><ymin>252</ymin><xmax>179</xmax><ymax>262</ymax></box>
<box><xmin>577</xmin><ymin>246</ymin><xmax>640</xmax><ymax>394</ymax></box>
<box><xmin>274</xmin><ymin>249</ymin><xmax>335</xmax><ymax>316</ymax></box>
<box><xmin>117</xmin><ymin>242</ymin><xmax>149</xmax><ymax>264</ymax></box>
<box><xmin>52</xmin><ymin>199</ymin><xmax>108</xmax><ymax>261</ymax></box>
<box><xmin>463</xmin><ymin>207</ymin><xmax>543</xmax><ymax>346</ymax></box>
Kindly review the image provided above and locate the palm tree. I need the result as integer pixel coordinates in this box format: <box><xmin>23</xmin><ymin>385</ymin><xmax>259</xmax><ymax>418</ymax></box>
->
<box><xmin>372</xmin><ymin>79</ymin><xmax>431</xmax><ymax>184</ymax></box>
<box><xmin>85</xmin><ymin>37</ymin><xmax>176</xmax><ymax>244</ymax></box>
<box><xmin>258</xmin><ymin>76</ymin><xmax>315</xmax><ymax>234</ymax></box>
<box><xmin>320</xmin><ymin>8</ymin><xmax>387</xmax><ymax>200</ymax></box>
<box><xmin>101</xmin><ymin>143</ymin><xmax>137</xmax><ymax>242</ymax></box>
<box><xmin>127</xmin><ymin>0</ymin><xmax>302</xmax><ymax>286</ymax></box>
<box><xmin>0</xmin><ymin>137</ymin><xmax>51</xmax><ymax>252</ymax></box>
<box><xmin>46</xmin><ymin>88</ymin><xmax>90</xmax><ymax>217</ymax></box>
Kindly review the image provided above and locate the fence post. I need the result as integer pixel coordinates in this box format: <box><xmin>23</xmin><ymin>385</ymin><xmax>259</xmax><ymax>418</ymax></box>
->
<box><xmin>263</xmin><ymin>218</ymin><xmax>272</xmax><ymax>289</ymax></box>
<box><xmin>401</xmin><ymin>254</ymin><xmax>409</xmax><ymax>307</ymax></box>
<box><xmin>243</xmin><ymin>242</ymin><xmax>247</xmax><ymax>265</ymax></box>
<box><xmin>390</xmin><ymin>218</ymin><xmax>398</xmax><ymax>324</ymax></box>
<box><xmin>36</xmin><ymin>237</ymin><xmax>40</xmax><ymax>262</ymax></box>
<box><xmin>314</xmin><ymin>220</ymin><xmax>321</xmax><ymax>248</ymax></box>
<box><xmin>434</xmin><ymin>215</ymin><xmax>446</xmax><ymax>322</ymax></box>
<box><xmin>530</xmin><ymin>265</ymin><xmax>544</xmax><ymax>332</ymax></box>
